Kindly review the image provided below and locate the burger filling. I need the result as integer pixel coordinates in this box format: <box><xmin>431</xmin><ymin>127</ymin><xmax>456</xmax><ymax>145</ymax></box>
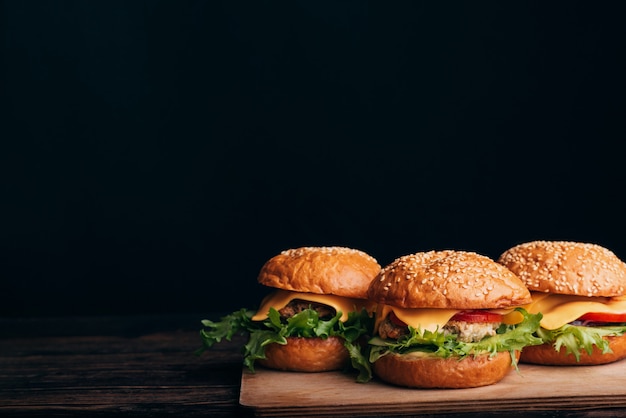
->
<box><xmin>535</xmin><ymin>314</ymin><xmax>626</xmax><ymax>361</ymax></box>
<box><xmin>378</xmin><ymin>314</ymin><xmax>500</xmax><ymax>343</ymax></box>
<box><xmin>377</xmin><ymin>316</ymin><xmax>409</xmax><ymax>340</ymax></box>
<box><xmin>369</xmin><ymin>308</ymin><xmax>543</xmax><ymax>366</ymax></box>
<box><xmin>442</xmin><ymin>320</ymin><xmax>500</xmax><ymax>343</ymax></box>
<box><xmin>198</xmin><ymin>299</ymin><xmax>375</xmax><ymax>382</ymax></box>
<box><xmin>520</xmin><ymin>293</ymin><xmax>626</xmax><ymax>361</ymax></box>
<box><xmin>278</xmin><ymin>299</ymin><xmax>336</xmax><ymax>320</ymax></box>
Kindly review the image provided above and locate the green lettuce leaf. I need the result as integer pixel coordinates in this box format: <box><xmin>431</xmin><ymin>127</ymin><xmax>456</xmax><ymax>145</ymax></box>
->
<box><xmin>243</xmin><ymin>329</ymin><xmax>287</xmax><ymax>371</ymax></box>
<box><xmin>343</xmin><ymin>338</ymin><xmax>372</xmax><ymax>383</ymax></box>
<box><xmin>536</xmin><ymin>323</ymin><xmax>626</xmax><ymax>362</ymax></box>
<box><xmin>197</xmin><ymin>307</ymin><xmax>375</xmax><ymax>382</ymax></box>
<box><xmin>369</xmin><ymin>308</ymin><xmax>543</xmax><ymax>370</ymax></box>
<box><xmin>196</xmin><ymin>308</ymin><xmax>255</xmax><ymax>349</ymax></box>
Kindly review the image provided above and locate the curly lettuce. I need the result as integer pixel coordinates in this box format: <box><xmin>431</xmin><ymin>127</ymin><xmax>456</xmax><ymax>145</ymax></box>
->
<box><xmin>536</xmin><ymin>323</ymin><xmax>626</xmax><ymax>361</ymax></box>
<box><xmin>368</xmin><ymin>308</ymin><xmax>543</xmax><ymax>370</ymax></box>
<box><xmin>196</xmin><ymin>307</ymin><xmax>375</xmax><ymax>382</ymax></box>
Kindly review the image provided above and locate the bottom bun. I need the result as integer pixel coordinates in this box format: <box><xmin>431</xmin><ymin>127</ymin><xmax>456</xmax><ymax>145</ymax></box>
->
<box><xmin>257</xmin><ymin>336</ymin><xmax>349</xmax><ymax>372</ymax></box>
<box><xmin>372</xmin><ymin>351</ymin><xmax>517</xmax><ymax>389</ymax></box>
<box><xmin>520</xmin><ymin>335</ymin><xmax>626</xmax><ymax>366</ymax></box>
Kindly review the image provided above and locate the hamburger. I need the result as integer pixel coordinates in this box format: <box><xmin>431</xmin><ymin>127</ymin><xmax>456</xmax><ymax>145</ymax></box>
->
<box><xmin>366</xmin><ymin>250</ymin><xmax>543</xmax><ymax>389</ymax></box>
<box><xmin>498</xmin><ymin>240</ymin><xmax>626</xmax><ymax>366</ymax></box>
<box><xmin>197</xmin><ymin>246</ymin><xmax>381</xmax><ymax>382</ymax></box>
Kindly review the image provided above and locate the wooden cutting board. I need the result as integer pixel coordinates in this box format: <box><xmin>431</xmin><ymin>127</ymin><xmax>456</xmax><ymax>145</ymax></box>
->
<box><xmin>240</xmin><ymin>360</ymin><xmax>626</xmax><ymax>416</ymax></box>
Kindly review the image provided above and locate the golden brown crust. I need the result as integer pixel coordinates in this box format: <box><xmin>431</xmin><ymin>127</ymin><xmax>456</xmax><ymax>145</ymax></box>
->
<box><xmin>367</xmin><ymin>250</ymin><xmax>531</xmax><ymax>309</ymax></box>
<box><xmin>498</xmin><ymin>241</ymin><xmax>626</xmax><ymax>297</ymax></box>
<box><xmin>257</xmin><ymin>246</ymin><xmax>381</xmax><ymax>299</ymax></box>
<box><xmin>519</xmin><ymin>335</ymin><xmax>626</xmax><ymax>366</ymax></box>
<box><xmin>257</xmin><ymin>336</ymin><xmax>349</xmax><ymax>372</ymax></box>
<box><xmin>372</xmin><ymin>351</ymin><xmax>517</xmax><ymax>388</ymax></box>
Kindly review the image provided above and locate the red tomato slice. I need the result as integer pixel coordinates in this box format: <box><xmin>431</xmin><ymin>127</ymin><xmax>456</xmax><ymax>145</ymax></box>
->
<box><xmin>578</xmin><ymin>312</ymin><xmax>626</xmax><ymax>323</ymax></box>
<box><xmin>450</xmin><ymin>310</ymin><xmax>503</xmax><ymax>323</ymax></box>
<box><xmin>388</xmin><ymin>311</ymin><xmax>407</xmax><ymax>327</ymax></box>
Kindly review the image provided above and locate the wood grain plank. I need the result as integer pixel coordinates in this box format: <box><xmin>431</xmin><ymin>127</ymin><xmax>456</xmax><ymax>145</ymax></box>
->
<box><xmin>0</xmin><ymin>324</ymin><xmax>249</xmax><ymax>417</ymax></box>
<box><xmin>240</xmin><ymin>359</ymin><xmax>626</xmax><ymax>417</ymax></box>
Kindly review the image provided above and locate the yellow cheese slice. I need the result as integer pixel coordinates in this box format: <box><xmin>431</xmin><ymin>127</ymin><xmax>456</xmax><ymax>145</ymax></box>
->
<box><xmin>251</xmin><ymin>289</ymin><xmax>375</xmax><ymax>322</ymax></box>
<box><xmin>373</xmin><ymin>305</ymin><xmax>521</xmax><ymax>333</ymax></box>
<box><xmin>520</xmin><ymin>292</ymin><xmax>626</xmax><ymax>330</ymax></box>
<box><xmin>374</xmin><ymin>304</ymin><xmax>460</xmax><ymax>333</ymax></box>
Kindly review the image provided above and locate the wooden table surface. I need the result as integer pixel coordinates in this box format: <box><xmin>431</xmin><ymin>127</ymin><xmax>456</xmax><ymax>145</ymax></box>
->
<box><xmin>0</xmin><ymin>313</ymin><xmax>247</xmax><ymax>417</ymax></box>
<box><xmin>1</xmin><ymin>314</ymin><xmax>625</xmax><ymax>418</ymax></box>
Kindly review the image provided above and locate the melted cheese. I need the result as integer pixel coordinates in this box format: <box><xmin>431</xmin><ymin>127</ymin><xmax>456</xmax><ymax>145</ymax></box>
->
<box><xmin>374</xmin><ymin>305</ymin><xmax>459</xmax><ymax>333</ymax></box>
<box><xmin>251</xmin><ymin>289</ymin><xmax>375</xmax><ymax>322</ymax></box>
<box><xmin>373</xmin><ymin>305</ymin><xmax>521</xmax><ymax>333</ymax></box>
<box><xmin>521</xmin><ymin>292</ymin><xmax>626</xmax><ymax>330</ymax></box>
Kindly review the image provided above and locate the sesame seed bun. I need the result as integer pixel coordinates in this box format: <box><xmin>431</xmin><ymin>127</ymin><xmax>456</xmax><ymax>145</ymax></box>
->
<box><xmin>258</xmin><ymin>246</ymin><xmax>381</xmax><ymax>299</ymax></box>
<box><xmin>367</xmin><ymin>250</ymin><xmax>530</xmax><ymax>389</ymax></box>
<box><xmin>372</xmin><ymin>351</ymin><xmax>519</xmax><ymax>389</ymax></box>
<box><xmin>497</xmin><ymin>241</ymin><xmax>626</xmax><ymax>297</ymax></box>
<box><xmin>498</xmin><ymin>241</ymin><xmax>626</xmax><ymax>366</ymax></box>
<box><xmin>367</xmin><ymin>250</ymin><xmax>532</xmax><ymax>309</ymax></box>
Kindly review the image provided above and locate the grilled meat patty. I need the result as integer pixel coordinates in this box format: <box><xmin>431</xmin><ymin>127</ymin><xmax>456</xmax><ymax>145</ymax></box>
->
<box><xmin>278</xmin><ymin>299</ymin><xmax>336</xmax><ymax>320</ymax></box>
<box><xmin>378</xmin><ymin>315</ymin><xmax>500</xmax><ymax>343</ymax></box>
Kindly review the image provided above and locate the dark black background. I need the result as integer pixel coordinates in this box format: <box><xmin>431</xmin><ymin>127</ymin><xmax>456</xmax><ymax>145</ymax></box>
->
<box><xmin>2</xmin><ymin>1</ymin><xmax>625</xmax><ymax>317</ymax></box>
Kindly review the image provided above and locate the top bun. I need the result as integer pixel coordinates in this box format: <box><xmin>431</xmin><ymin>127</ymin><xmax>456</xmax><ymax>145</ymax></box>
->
<box><xmin>367</xmin><ymin>250</ymin><xmax>532</xmax><ymax>309</ymax></box>
<box><xmin>497</xmin><ymin>241</ymin><xmax>626</xmax><ymax>297</ymax></box>
<box><xmin>257</xmin><ymin>246</ymin><xmax>381</xmax><ymax>299</ymax></box>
